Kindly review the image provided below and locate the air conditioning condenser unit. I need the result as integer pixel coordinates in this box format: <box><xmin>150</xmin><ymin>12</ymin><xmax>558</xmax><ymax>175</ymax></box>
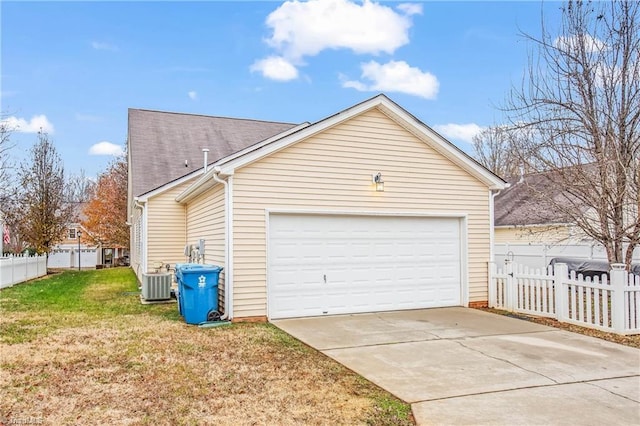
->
<box><xmin>141</xmin><ymin>272</ymin><xmax>172</xmax><ymax>301</ymax></box>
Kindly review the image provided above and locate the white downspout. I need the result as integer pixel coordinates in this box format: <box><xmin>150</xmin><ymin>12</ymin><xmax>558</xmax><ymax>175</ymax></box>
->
<box><xmin>212</xmin><ymin>167</ymin><xmax>233</xmax><ymax>320</ymax></box>
<box><xmin>134</xmin><ymin>198</ymin><xmax>147</xmax><ymax>275</ymax></box>
<box><xmin>489</xmin><ymin>189</ymin><xmax>499</xmax><ymax>265</ymax></box>
<box><xmin>489</xmin><ymin>184</ymin><xmax>509</xmax><ymax>264</ymax></box>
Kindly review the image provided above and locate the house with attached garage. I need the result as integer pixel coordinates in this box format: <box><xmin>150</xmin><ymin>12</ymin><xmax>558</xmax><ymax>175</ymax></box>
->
<box><xmin>127</xmin><ymin>94</ymin><xmax>506</xmax><ymax>321</ymax></box>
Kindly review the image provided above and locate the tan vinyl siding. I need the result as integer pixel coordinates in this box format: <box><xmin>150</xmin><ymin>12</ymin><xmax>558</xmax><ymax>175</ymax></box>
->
<box><xmin>232</xmin><ymin>107</ymin><xmax>492</xmax><ymax>318</ymax></box>
<box><xmin>495</xmin><ymin>225</ymin><xmax>572</xmax><ymax>244</ymax></box>
<box><xmin>146</xmin><ymin>182</ymin><xmax>191</xmax><ymax>272</ymax></box>
<box><xmin>185</xmin><ymin>184</ymin><xmax>226</xmax><ymax>311</ymax></box>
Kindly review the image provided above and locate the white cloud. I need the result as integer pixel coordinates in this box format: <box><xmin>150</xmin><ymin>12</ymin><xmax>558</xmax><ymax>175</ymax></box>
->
<box><xmin>253</xmin><ymin>0</ymin><xmax>421</xmax><ymax>80</ymax></box>
<box><xmin>396</xmin><ymin>3</ymin><xmax>423</xmax><ymax>16</ymax></box>
<box><xmin>1</xmin><ymin>114</ymin><xmax>54</xmax><ymax>134</ymax></box>
<box><xmin>188</xmin><ymin>91</ymin><xmax>198</xmax><ymax>100</ymax></box>
<box><xmin>265</xmin><ymin>0</ymin><xmax>419</xmax><ymax>58</ymax></box>
<box><xmin>91</xmin><ymin>41</ymin><xmax>118</xmax><ymax>51</ymax></box>
<box><xmin>88</xmin><ymin>141</ymin><xmax>124</xmax><ymax>156</ymax></box>
<box><xmin>250</xmin><ymin>56</ymin><xmax>299</xmax><ymax>81</ymax></box>
<box><xmin>554</xmin><ymin>34</ymin><xmax>605</xmax><ymax>53</ymax></box>
<box><xmin>342</xmin><ymin>60</ymin><xmax>439</xmax><ymax>99</ymax></box>
<box><xmin>432</xmin><ymin>123</ymin><xmax>484</xmax><ymax>144</ymax></box>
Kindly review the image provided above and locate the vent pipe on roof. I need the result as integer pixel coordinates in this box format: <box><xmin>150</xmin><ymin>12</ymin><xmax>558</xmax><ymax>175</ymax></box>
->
<box><xmin>202</xmin><ymin>148</ymin><xmax>210</xmax><ymax>173</ymax></box>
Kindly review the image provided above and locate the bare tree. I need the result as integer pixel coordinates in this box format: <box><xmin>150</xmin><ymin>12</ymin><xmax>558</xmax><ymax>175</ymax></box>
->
<box><xmin>16</xmin><ymin>131</ymin><xmax>74</xmax><ymax>253</ymax></box>
<box><xmin>473</xmin><ymin>126</ymin><xmax>530</xmax><ymax>179</ymax></box>
<box><xmin>506</xmin><ymin>0</ymin><xmax>640</xmax><ymax>268</ymax></box>
<box><xmin>66</xmin><ymin>169</ymin><xmax>96</xmax><ymax>203</ymax></box>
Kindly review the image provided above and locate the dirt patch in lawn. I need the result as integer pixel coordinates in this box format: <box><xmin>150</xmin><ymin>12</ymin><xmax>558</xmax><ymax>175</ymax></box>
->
<box><xmin>1</xmin><ymin>270</ymin><xmax>413</xmax><ymax>425</ymax></box>
<box><xmin>478</xmin><ymin>308</ymin><xmax>640</xmax><ymax>349</ymax></box>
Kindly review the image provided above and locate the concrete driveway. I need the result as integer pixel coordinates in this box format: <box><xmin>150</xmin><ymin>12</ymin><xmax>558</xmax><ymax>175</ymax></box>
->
<box><xmin>273</xmin><ymin>308</ymin><xmax>640</xmax><ymax>425</ymax></box>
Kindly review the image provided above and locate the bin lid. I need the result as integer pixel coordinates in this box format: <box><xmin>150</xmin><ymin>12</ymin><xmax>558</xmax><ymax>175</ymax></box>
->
<box><xmin>179</xmin><ymin>265</ymin><xmax>223</xmax><ymax>274</ymax></box>
<box><xmin>176</xmin><ymin>263</ymin><xmax>207</xmax><ymax>270</ymax></box>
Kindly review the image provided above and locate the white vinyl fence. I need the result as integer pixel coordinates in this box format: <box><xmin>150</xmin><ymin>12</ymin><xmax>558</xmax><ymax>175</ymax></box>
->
<box><xmin>489</xmin><ymin>261</ymin><xmax>640</xmax><ymax>335</ymax></box>
<box><xmin>494</xmin><ymin>243</ymin><xmax>640</xmax><ymax>270</ymax></box>
<box><xmin>0</xmin><ymin>254</ymin><xmax>48</xmax><ymax>289</ymax></box>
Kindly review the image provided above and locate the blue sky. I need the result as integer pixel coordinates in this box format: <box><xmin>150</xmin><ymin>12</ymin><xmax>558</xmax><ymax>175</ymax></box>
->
<box><xmin>1</xmin><ymin>1</ymin><xmax>562</xmax><ymax>179</ymax></box>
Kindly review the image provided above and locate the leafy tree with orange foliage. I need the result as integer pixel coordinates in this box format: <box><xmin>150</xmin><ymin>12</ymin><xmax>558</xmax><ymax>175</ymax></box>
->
<box><xmin>82</xmin><ymin>155</ymin><xmax>129</xmax><ymax>248</ymax></box>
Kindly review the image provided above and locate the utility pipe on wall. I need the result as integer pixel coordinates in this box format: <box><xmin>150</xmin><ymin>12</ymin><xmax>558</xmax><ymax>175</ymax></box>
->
<box><xmin>212</xmin><ymin>166</ymin><xmax>232</xmax><ymax>321</ymax></box>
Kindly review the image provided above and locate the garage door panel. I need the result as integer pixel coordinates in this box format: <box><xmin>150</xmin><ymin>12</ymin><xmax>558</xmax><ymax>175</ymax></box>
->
<box><xmin>268</xmin><ymin>214</ymin><xmax>462</xmax><ymax>319</ymax></box>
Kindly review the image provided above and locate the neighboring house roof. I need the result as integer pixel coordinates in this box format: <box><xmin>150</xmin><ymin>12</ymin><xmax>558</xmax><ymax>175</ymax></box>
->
<box><xmin>174</xmin><ymin>94</ymin><xmax>507</xmax><ymax>203</ymax></box>
<box><xmin>128</xmin><ymin>109</ymin><xmax>298</xmax><ymax>197</ymax></box>
<box><xmin>494</xmin><ymin>171</ymin><xmax>573</xmax><ymax>227</ymax></box>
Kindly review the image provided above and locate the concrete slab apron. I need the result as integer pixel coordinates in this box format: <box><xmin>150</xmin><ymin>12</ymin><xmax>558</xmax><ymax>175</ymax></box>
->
<box><xmin>273</xmin><ymin>308</ymin><xmax>640</xmax><ymax>425</ymax></box>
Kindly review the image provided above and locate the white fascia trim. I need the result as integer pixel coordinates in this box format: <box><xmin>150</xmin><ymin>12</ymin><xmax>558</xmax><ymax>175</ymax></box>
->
<box><xmin>175</xmin><ymin>171</ymin><xmax>221</xmax><ymax>204</ymax></box>
<box><xmin>216</xmin><ymin>97</ymin><xmax>390</xmax><ymax>175</ymax></box>
<box><xmin>376</xmin><ymin>101</ymin><xmax>506</xmax><ymax>190</ymax></box>
<box><xmin>177</xmin><ymin>94</ymin><xmax>506</xmax><ymax>202</ymax></box>
<box><xmin>175</xmin><ymin>122</ymin><xmax>310</xmax><ymax>204</ymax></box>
<box><xmin>217</xmin><ymin>95</ymin><xmax>506</xmax><ymax>191</ymax></box>
<box><xmin>137</xmin><ymin>171</ymin><xmax>201</xmax><ymax>203</ymax></box>
<box><xmin>216</xmin><ymin>122</ymin><xmax>311</xmax><ymax>170</ymax></box>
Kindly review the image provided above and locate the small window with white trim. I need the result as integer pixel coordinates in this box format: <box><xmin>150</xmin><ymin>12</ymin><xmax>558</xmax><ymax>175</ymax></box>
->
<box><xmin>68</xmin><ymin>228</ymin><xmax>77</xmax><ymax>239</ymax></box>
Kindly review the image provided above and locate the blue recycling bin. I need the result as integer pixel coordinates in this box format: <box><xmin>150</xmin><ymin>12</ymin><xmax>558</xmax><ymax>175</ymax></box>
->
<box><xmin>177</xmin><ymin>264</ymin><xmax>222</xmax><ymax>325</ymax></box>
<box><xmin>175</xmin><ymin>263</ymin><xmax>206</xmax><ymax>316</ymax></box>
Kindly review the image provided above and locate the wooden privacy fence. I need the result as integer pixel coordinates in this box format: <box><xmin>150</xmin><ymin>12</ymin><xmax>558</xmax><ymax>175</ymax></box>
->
<box><xmin>0</xmin><ymin>254</ymin><xmax>48</xmax><ymax>289</ymax></box>
<box><xmin>489</xmin><ymin>261</ymin><xmax>640</xmax><ymax>335</ymax></box>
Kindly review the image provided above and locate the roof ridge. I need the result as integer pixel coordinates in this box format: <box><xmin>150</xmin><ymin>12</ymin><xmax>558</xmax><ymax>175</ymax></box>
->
<box><xmin>128</xmin><ymin>108</ymin><xmax>297</xmax><ymax>126</ymax></box>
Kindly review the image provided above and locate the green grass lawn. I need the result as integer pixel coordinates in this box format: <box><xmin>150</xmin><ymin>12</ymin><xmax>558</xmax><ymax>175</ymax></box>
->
<box><xmin>1</xmin><ymin>268</ymin><xmax>414</xmax><ymax>425</ymax></box>
<box><xmin>1</xmin><ymin>268</ymin><xmax>179</xmax><ymax>344</ymax></box>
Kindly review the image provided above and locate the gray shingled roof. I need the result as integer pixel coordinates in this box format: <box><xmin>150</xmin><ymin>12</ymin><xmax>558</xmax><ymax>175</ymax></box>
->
<box><xmin>494</xmin><ymin>172</ymin><xmax>573</xmax><ymax>226</ymax></box>
<box><xmin>128</xmin><ymin>109</ymin><xmax>298</xmax><ymax>197</ymax></box>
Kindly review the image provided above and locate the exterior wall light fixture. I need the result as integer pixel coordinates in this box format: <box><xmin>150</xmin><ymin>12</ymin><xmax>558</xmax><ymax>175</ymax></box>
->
<box><xmin>373</xmin><ymin>172</ymin><xmax>384</xmax><ymax>192</ymax></box>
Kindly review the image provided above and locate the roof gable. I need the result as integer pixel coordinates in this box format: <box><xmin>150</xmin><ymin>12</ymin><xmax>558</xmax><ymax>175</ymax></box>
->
<box><xmin>128</xmin><ymin>109</ymin><xmax>298</xmax><ymax>197</ymax></box>
<box><xmin>214</xmin><ymin>94</ymin><xmax>505</xmax><ymax>189</ymax></box>
<box><xmin>171</xmin><ymin>94</ymin><xmax>506</xmax><ymax>204</ymax></box>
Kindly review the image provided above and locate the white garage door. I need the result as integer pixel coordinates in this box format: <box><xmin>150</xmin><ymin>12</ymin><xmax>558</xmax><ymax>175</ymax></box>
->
<box><xmin>47</xmin><ymin>248</ymin><xmax>98</xmax><ymax>269</ymax></box>
<box><xmin>268</xmin><ymin>214</ymin><xmax>462</xmax><ymax>319</ymax></box>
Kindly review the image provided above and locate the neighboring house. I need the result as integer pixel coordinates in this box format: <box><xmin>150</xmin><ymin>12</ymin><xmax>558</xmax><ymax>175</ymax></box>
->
<box><xmin>128</xmin><ymin>94</ymin><xmax>506</xmax><ymax>321</ymax></box>
<box><xmin>493</xmin><ymin>171</ymin><xmax>640</xmax><ymax>269</ymax></box>
<box><xmin>494</xmin><ymin>172</ymin><xmax>585</xmax><ymax>244</ymax></box>
<box><xmin>48</xmin><ymin>203</ymin><xmax>128</xmax><ymax>269</ymax></box>
<box><xmin>48</xmin><ymin>203</ymin><xmax>99</xmax><ymax>269</ymax></box>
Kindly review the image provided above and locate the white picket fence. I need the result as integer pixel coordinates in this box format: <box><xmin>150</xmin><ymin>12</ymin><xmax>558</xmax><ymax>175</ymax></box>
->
<box><xmin>0</xmin><ymin>254</ymin><xmax>48</xmax><ymax>289</ymax></box>
<box><xmin>489</xmin><ymin>261</ymin><xmax>640</xmax><ymax>335</ymax></box>
<box><xmin>494</xmin><ymin>243</ymin><xmax>640</xmax><ymax>271</ymax></box>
